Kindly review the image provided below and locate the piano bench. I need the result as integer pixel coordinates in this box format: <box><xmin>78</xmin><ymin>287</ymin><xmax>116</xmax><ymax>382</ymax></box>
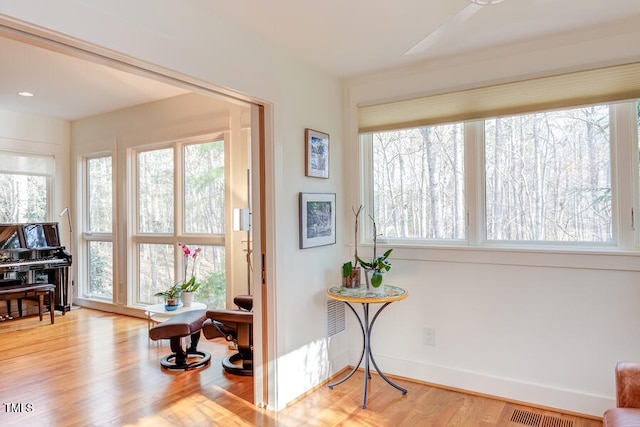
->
<box><xmin>0</xmin><ymin>283</ymin><xmax>55</xmax><ymax>324</ymax></box>
<box><xmin>148</xmin><ymin>310</ymin><xmax>211</xmax><ymax>370</ymax></box>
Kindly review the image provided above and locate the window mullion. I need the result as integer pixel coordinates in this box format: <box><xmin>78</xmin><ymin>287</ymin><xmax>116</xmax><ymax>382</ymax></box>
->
<box><xmin>465</xmin><ymin>121</ymin><xmax>482</xmax><ymax>246</ymax></box>
<box><xmin>612</xmin><ymin>102</ymin><xmax>638</xmax><ymax>249</ymax></box>
<box><xmin>360</xmin><ymin>133</ymin><xmax>374</xmax><ymax>242</ymax></box>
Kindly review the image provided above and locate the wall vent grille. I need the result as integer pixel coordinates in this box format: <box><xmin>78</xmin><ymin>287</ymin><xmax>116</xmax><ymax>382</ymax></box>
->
<box><xmin>327</xmin><ymin>299</ymin><xmax>345</xmax><ymax>337</ymax></box>
<box><xmin>510</xmin><ymin>409</ymin><xmax>574</xmax><ymax>427</ymax></box>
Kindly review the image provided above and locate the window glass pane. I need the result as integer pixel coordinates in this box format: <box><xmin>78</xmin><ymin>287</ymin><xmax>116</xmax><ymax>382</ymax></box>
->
<box><xmin>138</xmin><ymin>149</ymin><xmax>174</xmax><ymax>233</ymax></box>
<box><xmin>88</xmin><ymin>241</ymin><xmax>113</xmax><ymax>298</ymax></box>
<box><xmin>371</xmin><ymin>125</ymin><xmax>465</xmax><ymax>239</ymax></box>
<box><xmin>178</xmin><ymin>244</ymin><xmax>226</xmax><ymax>309</ymax></box>
<box><xmin>138</xmin><ymin>243</ymin><xmax>174</xmax><ymax>304</ymax></box>
<box><xmin>0</xmin><ymin>174</ymin><xmax>47</xmax><ymax>222</ymax></box>
<box><xmin>88</xmin><ymin>157</ymin><xmax>112</xmax><ymax>233</ymax></box>
<box><xmin>184</xmin><ymin>140</ymin><xmax>225</xmax><ymax>234</ymax></box>
<box><xmin>485</xmin><ymin>105</ymin><xmax>611</xmax><ymax>241</ymax></box>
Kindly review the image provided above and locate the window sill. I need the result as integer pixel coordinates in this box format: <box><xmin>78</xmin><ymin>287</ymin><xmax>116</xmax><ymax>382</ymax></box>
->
<box><xmin>357</xmin><ymin>242</ymin><xmax>640</xmax><ymax>272</ymax></box>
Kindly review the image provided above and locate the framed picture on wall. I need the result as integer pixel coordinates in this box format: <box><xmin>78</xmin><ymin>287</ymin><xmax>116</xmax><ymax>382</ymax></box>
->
<box><xmin>305</xmin><ymin>128</ymin><xmax>330</xmax><ymax>178</ymax></box>
<box><xmin>299</xmin><ymin>192</ymin><xmax>336</xmax><ymax>249</ymax></box>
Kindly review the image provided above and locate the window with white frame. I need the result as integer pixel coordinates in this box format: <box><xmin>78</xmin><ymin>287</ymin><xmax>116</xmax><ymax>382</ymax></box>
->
<box><xmin>0</xmin><ymin>151</ymin><xmax>53</xmax><ymax>223</ymax></box>
<box><xmin>85</xmin><ymin>155</ymin><xmax>113</xmax><ymax>299</ymax></box>
<box><xmin>362</xmin><ymin>102</ymin><xmax>630</xmax><ymax>247</ymax></box>
<box><xmin>134</xmin><ymin>138</ymin><xmax>226</xmax><ymax>308</ymax></box>
<box><xmin>369</xmin><ymin>124</ymin><xmax>465</xmax><ymax>240</ymax></box>
<box><xmin>484</xmin><ymin>105</ymin><xmax>611</xmax><ymax>242</ymax></box>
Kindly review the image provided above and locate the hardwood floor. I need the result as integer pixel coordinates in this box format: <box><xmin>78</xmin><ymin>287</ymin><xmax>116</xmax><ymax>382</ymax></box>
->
<box><xmin>0</xmin><ymin>308</ymin><xmax>603</xmax><ymax>427</ymax></box>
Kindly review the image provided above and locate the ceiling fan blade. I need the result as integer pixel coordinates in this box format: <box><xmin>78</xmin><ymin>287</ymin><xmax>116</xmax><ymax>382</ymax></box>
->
<box><xmin>404</xmin><ymin>3</ymin><xmax>482</xmax><ymax>56</ymax></box>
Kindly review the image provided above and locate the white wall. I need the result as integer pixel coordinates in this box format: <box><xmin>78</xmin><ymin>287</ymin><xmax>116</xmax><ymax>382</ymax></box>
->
<box><xmin>343</xmin><ymin>22</ymin><xmax>640</xmax><ymax>417</ymax></box>
<box><xmin>0</xmin><ymin>0</ymin><xmax>345</xmax><ymax>410</ymax></box>
<box><xmin>0</xmin><ymin>110</ymin><xmax>71</xmax><ymax>239</ymax></box>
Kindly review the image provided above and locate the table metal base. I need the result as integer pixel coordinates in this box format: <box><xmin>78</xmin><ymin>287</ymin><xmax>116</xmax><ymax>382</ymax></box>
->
<box><xmin>328</xmin><ymin>301</ymin><xmax>408</xmax><ymax>409</ymax></box>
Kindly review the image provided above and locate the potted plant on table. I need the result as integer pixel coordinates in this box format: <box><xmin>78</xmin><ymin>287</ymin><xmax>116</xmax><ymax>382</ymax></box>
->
<box><xmin>176</xmin><ymin>243</ymin><xmax>202</xmax><ymax>307</ymax></box>
<box><xmin>154</xmin><ymin>243</ymin><xmax>202</xmax><ymax>310</ymax></box>
<box><xmin>357</xmin><ymin>215</ymin><xmax>393</xmax><ymax>294</ymax></box>
<box><xmin>342</xmin><ymin>205</ymin><xmax>363</xmax><ymax>289</ymax></box>
<box><xmin>154</xmin><ymin>283</ymin><xmax>182</xmax><ymax>311</ymax></box>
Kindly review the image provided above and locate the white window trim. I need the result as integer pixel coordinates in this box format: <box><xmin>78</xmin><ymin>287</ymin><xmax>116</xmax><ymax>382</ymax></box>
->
<box><xmin>358</xmin><ymin>101</ymin><xmax>640</xmax><ymax>271</ymax></box>
<box><xmin>80</xmin><ymin>153</ymin><xmax>115</xmax><ymax>302</ymax></box>
<box><xmin>128</xmin><ymin>133</ymin><xmax>228</xmax><ymax>308</ymax></box>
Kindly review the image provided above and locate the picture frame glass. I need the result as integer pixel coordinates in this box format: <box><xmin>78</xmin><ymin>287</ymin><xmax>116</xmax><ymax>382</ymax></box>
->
<box><xmin>305</xmin><ymin>129</ymin><xmax>329</xmax><ymax>178</ymax></box>
<box><xmin>299</xmin><ymin>192</ymin><xmax>336</xmax><ymax>249</ymax></box>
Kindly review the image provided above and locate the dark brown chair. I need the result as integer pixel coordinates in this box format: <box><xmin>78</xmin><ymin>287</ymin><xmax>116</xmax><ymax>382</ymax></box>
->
<box><xmin>203</xmin><ymin>295</ymin><xmax>253</xmax><ymax>376</ymax></box>
<box><xmin>603</xmin><ymin>362</ymin><xmax>640</xmax><ymax>426</ymax></box>
<box><xmin>148</xmin><ymin>309</ymin><xmax>211</xmax><ymax>370</ymax></box>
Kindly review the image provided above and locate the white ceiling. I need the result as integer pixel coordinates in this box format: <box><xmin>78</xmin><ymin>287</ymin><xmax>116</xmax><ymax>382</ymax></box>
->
<box><xmin>0</xmin><ymin>36</ymin><xmax>189</xmax><ymax>121</ymax></box>
<box><xmin>205</xmin><ymin>0</ymin><xmax>640</xmax><ymax>77</ymax></box>
<box><xmin>2</xmin><ymin>0</ymin><xmax>640</xmax><ymax>120</ymax></box>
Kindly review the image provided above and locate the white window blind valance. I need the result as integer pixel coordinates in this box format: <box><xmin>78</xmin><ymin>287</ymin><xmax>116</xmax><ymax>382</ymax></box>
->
<box><xmin>358</xmin><ymin>62</ymin><xmax>640</xmax><ymax>133</ymax></box>
<box><xmin>0</xmin><ymin>151</ymin><xmax>55</xmax><ymax>175</ymax></box>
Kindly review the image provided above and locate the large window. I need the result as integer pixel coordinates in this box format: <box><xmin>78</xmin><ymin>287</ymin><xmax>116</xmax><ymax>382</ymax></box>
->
<box><xmin>134</xmin><ymin>138</ymin><xmax>226</xmax><ymax>308</ymax></box>
<box><xmin>363</xmin><ymin>101</ymin><xmax>632</xmax><ymax>248</ymax></box>
<box><xmin>0</xmin><ymin>152</ymin><xmax>53</xmax><ymax>223</ymax></box>
<box><xmin>85</xmin><ymin>155</ymin><xmax>113</xmax><ymax>299</ymax></box>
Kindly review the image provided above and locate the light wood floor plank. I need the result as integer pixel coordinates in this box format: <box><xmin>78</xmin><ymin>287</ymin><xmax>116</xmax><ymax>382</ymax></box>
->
<box><xmin>0</xmin><ymin>308</ymin><xmax>603</xmax><ymax>427</ymax></box>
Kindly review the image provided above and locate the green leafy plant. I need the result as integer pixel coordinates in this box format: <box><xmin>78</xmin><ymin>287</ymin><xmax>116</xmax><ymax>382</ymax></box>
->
<box><xmin>180</xmin><ymin>276</ymin><xmax>200</xmax><ymax>293</ymax></box>
<box><xmin>154</xmin><ymin>243</ymin><xmax>202</xmax><ymax>302</ymax></box>
<box><xmin>357</xmin><ymin>215</ymin><xmax>393</xmax><ymax>288</ymax></box>
<box><xmin>342</xmin><ymin>262</ymin><xmax>354</xmax><ymax>278</ymax></box>
<box><xmin>154</xmin><ymin>283</ymin><xmax>181</xmax><ymax>299</ymax></box>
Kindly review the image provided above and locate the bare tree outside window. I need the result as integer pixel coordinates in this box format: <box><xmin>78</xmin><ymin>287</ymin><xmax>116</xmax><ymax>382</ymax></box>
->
<box><xmin>88</xmin><ymin>156</ymin><xmax>112</xmax><ymax>233</ymax></box>
<box><xmin>485</xmin><ymin>105</ymin><xmax>611</xmax><ymax>242</ymax></box>
<box><xmin>139</xmin><ymin>243</ymin><xmax>174</xmax><ymax>303</ymax></box>
<box><xmin>88</xmin><ymin>241</ymin><xmax>113</xmax><ymax>298</ymax></box>
<box><xmin>87</xmin><ymin>156</ymin><xmax>113</xmax><ymax>298</ymax></box>
<box><xmin>371</xmin><ymin>124</ymin><xmax>465</xmax><ymax>239</ymax></box>
<box><xmin>189</xmin><ymin>245</ymin><xmax>226</xmax><ymax>309</ymax></box>
<box><xmin>184</xmin><ymin>140</ymin><xmax>225</xmax><ymax>234</ymax></box>
<box><xmin>0</xmin><ymin>174</ymin><xmax>47</xmax><ymax>223</ymax></box>
<box><xmin>138</xmin><ymin>148</ymin><xmax>174</xmax><ymax>234</ymax></box>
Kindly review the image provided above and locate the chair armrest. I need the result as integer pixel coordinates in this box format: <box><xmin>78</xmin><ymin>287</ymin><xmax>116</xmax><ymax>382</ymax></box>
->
<box><xmin>616</xmin><ymin>362</ymin><xmax>640</xmax><ymax>408</ymax></box>
<box><xmin>206</xmin><ymin>309</ymin><xmax>253</xmax><ymax>324</ymax></box>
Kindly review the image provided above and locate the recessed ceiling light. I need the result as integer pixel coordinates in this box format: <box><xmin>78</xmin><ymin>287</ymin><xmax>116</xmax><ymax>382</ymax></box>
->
<box><xmin>17</xmin><ymin>91</ymin><xmax>34</xmax><ymax>97</ymax></box>
<box><xmin>469</xmin><ymin>0</ymin><xmax>505</xmax><ymax>4</ymax></box>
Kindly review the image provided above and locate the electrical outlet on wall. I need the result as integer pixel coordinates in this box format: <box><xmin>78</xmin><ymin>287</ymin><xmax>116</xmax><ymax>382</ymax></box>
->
<box><xmin>423</xmin><ymin>327</ymin><xmax>435</xmax><ymax>346</ymax></box>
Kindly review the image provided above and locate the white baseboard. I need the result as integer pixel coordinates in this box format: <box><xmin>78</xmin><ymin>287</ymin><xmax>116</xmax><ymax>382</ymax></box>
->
<box><xmin>355</xmin><ymin>353</ymin><xmax>613</xmax><ymax>418</ymax></box>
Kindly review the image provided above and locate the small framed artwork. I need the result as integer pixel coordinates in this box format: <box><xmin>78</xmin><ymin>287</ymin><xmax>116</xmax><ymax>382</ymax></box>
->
<box><xmin>305</xmin><ymin>128</ymin><xmax>330</xmax><ymax>178</ymax></box>
<box><xmin>299</xmin><ymin>192</ymin><xmax>336</xmax><ymax>249</ymax></box>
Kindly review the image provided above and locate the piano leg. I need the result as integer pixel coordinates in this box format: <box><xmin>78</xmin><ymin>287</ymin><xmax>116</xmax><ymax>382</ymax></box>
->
<box><xmin>49</xmin><ymin>288</ymin><xmax>55</xmax><ymax>324</ymax></box>
<box><xmin>6</xmin><ymin>300</ymin><xmax>16</xmax><ymax>318</ymax></box>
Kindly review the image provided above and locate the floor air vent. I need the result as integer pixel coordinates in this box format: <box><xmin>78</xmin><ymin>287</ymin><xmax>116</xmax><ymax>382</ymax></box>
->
<box><xmin>327</xmin><ymin>299</ymin><xmax>345</xmax><ymax>337</ymax></box>
<box><xmin>510</xmin><ymin>409</ymin><xmax>574</xmax><ymax>427</ymax></box>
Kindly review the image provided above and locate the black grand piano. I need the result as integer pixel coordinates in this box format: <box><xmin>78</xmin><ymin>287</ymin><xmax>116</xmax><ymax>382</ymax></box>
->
<box><xmin>0</xmin><ymin>222</ymin><xmax>72</xmax><ymax>316</ymax></box>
